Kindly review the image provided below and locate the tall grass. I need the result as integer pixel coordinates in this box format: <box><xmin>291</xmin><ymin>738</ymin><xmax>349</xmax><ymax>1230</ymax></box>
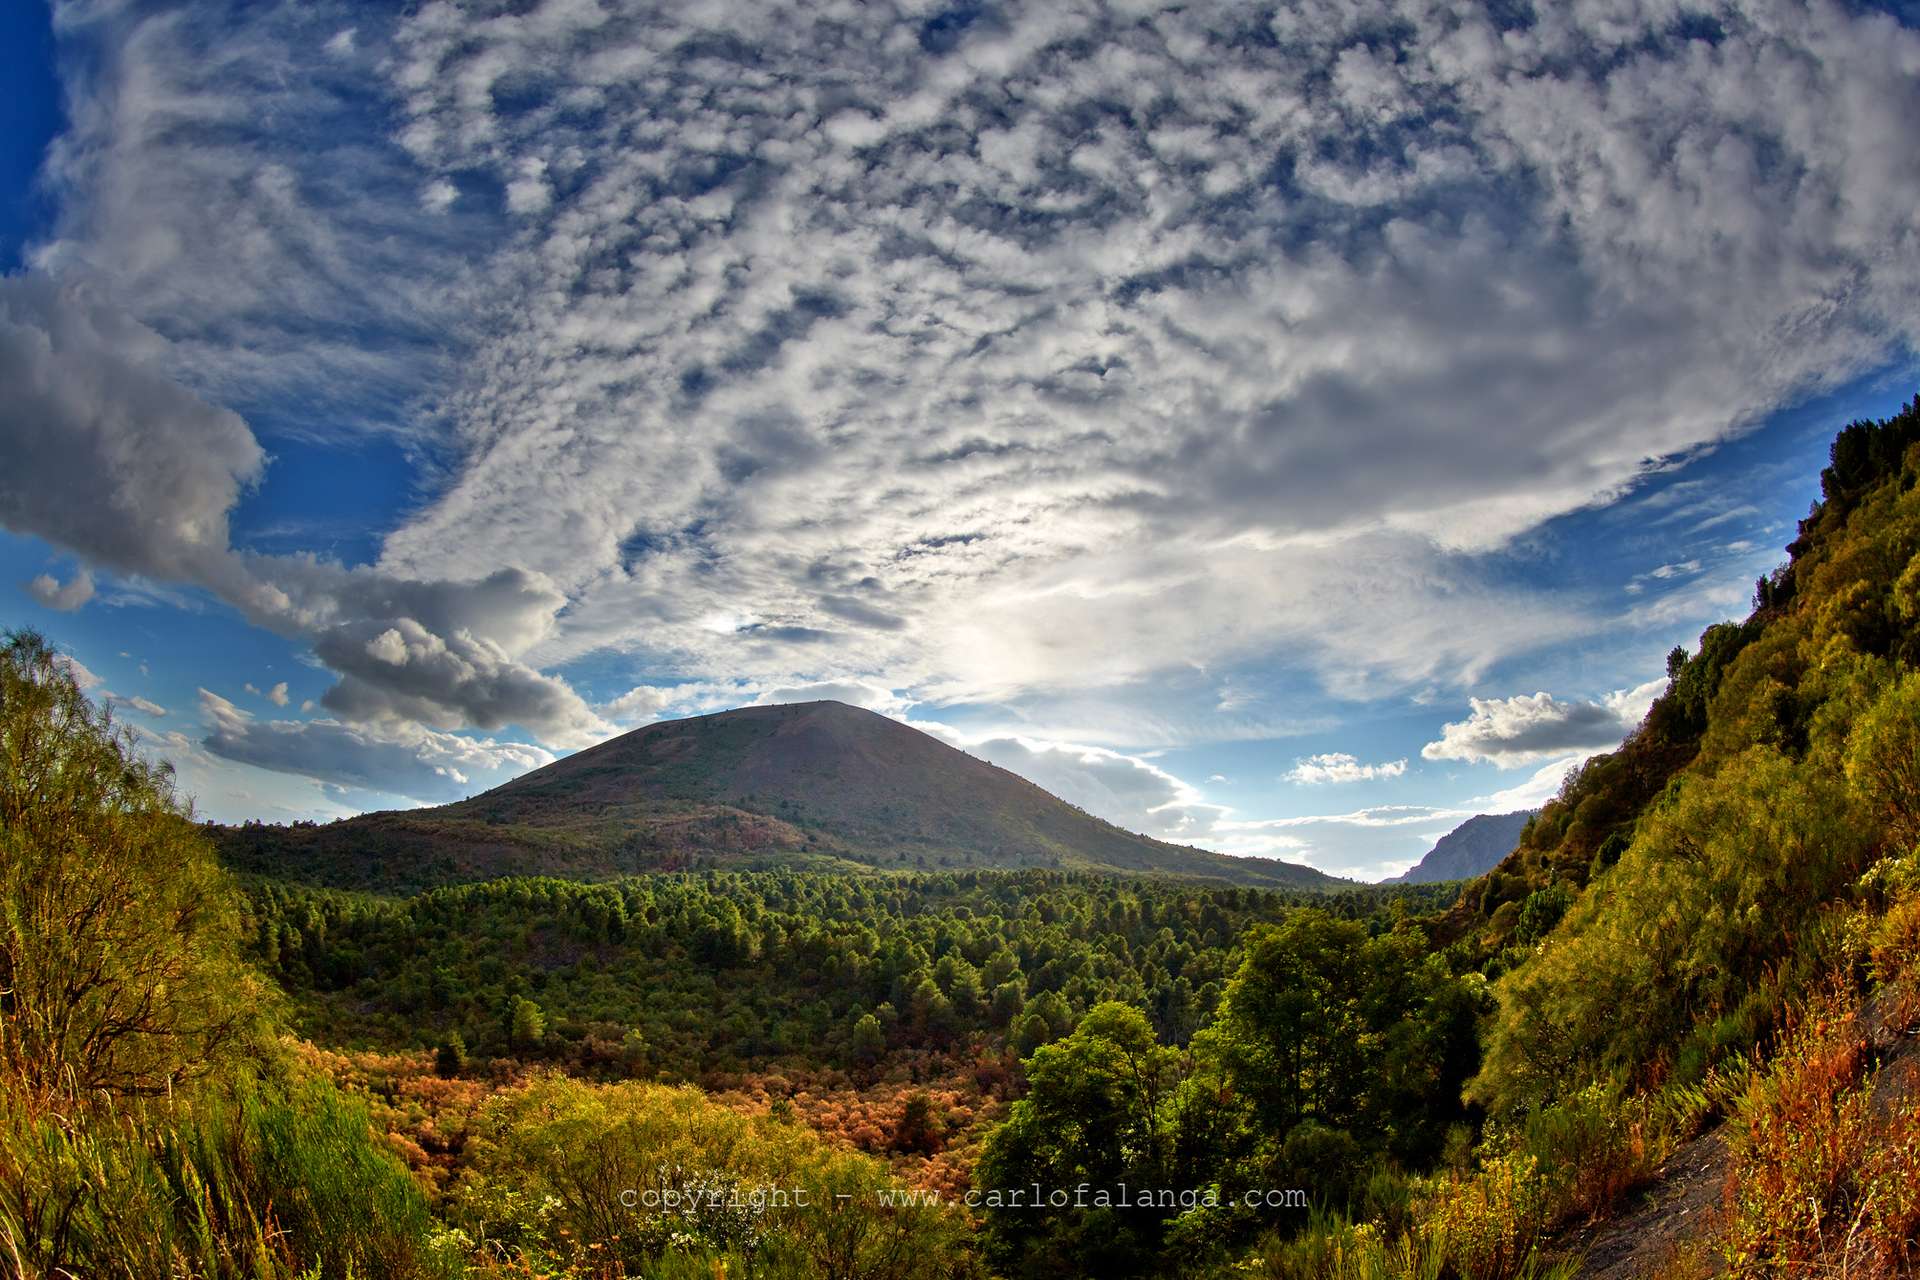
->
<box><xmin>1235</xmin><ymin>1203</ymin><xmax>1581</xmax><ymax>1280</ymax></box>
<box><xmin>0</xmin><ymin>1070</ymin><xmax>461</xmax><ymax>1279</ymax></box>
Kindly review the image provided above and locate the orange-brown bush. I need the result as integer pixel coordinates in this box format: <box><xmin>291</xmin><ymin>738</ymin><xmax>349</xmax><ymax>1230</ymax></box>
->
<box><xmin>1722</xmin><ymin>984</ymin><xmax>1920</xmax><ymax>1276</ymax></box>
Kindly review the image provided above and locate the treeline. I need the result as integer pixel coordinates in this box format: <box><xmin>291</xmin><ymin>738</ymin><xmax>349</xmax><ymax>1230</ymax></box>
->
<box><xmin>242</xmin><ymin>870</ymin><xmax>1455</xmax><ymax>1074</ymax></box>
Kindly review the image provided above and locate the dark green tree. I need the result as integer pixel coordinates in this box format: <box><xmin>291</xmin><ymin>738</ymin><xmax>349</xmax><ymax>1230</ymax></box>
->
<box><xmin>978</xmin><ymin>1002</ymin><xmax>1177</xmax><ymax>1277</ymax></box>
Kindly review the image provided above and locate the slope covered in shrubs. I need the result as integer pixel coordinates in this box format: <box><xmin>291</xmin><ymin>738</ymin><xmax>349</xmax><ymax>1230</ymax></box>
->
<box><xmin>1253</xmin><ymin>397</ymin><xmax>1920</xmax><ymax>1276</ymax></box>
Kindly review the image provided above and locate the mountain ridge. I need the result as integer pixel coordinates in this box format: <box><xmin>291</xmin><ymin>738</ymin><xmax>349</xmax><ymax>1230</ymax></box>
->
<box><xmin>216</xmin><ymin>700</ymin><xmax>1347</xmax><ymax>893</ymax></box>
<box><xmin>1386</xmin><ymin>810</ymin><xmax>1534</xmax><ymax>885</ymax></box>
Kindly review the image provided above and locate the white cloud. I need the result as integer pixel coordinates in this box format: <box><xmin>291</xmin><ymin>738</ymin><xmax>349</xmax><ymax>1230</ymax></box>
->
<box><xmin>598</xmin><ymin>679</ymin><xmax>750</xmax><ymax>724</ymax></box>
<box><xmin>1625</xmin><ymin>576</ymin><xmax>1754</xmax><ymax>629</ymax></box>
<box><xmin>916</xmin><ymin>723</ymin><xmax>1228</xmax><ymax>845</ymax></box>
<box><xmin>503</xmin><ymin>157</ymin><xmax>551</xmax><ymax>216</ymax></box>
<box><xmin>56</xmin><ymin>651</ymin><xmax>165</xmax><ymax>718</ymax></box>
<box><xmin>55</xmin><ymin>653</ymin><xmax>102</xmax><ymax>690</ymax></box>
<box><xmin>365</xmin><ymin>628</ymin><xmax>407</xmax><ymax>664</ymax></box>
<box><xmin>594</xmin><ymin>677</ymin><xmax>909</xmax><ymax>731</ymax></box>
<box><xmin>198</xmin><ymin>687</ymin><xmax>555</xmax><ymax>804</ymax></box>
<box><xmin>107</xmin><ymin>692</ymin><xmax>167</xmax><ymax>718</ymax></box>
<box><xmin>1209</xmin><ymin>804</ymin><xmax>1474</xmax><ymax>879</ymax></box>
<box><xmin>13</xmin><ymin>0</ymin><xmax>1920</xmax><ymax>807</ymax></box>
<box><xmin>756</xmin><ymin>680</ymin><xmax>907</xmax><ymax>715</ymax></box>
<box><xmin>267</xmin><ymin>680</ymin><xmax>289</xmax><ymax>706</ymax></box>
<box><xmin>25</xmin><ymin>568</ymin><xmax>94</xmax><ymax>610</ymax></box>
<box><xmin>1285</xmin><ymin>752</ymin><xmax>1408</xmax><ymax>785</ymax></box>
<box><xmin>1477</xmin><ymin>756</ymin><xmax>1584</xmax><ymax>813</ymax></box>
<box><xmin>420</xmin><ymin>178</ymin><xmax>458</xmax><ymax>213</ymax></box>
<box><xmin>1422</xmin><ymin>679</ymin><xmax>1667</xmax><ymax>767</ymax></box>
<box><xmin>599</xmin><ymin>685</ymin><xmax>673</xmax><ymax>724</ymax></box>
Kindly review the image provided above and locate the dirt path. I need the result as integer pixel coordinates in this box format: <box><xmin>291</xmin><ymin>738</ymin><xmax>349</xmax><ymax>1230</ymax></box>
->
<box><xmin>1561</xmin><ymin>1126</ymin><xmax>1729</xmax><ymax>1280</ymax></box>
<box><xmin>1561</xmin><ymin>986</ymin><xmax>1920</xmax><ymax>1279</ymax></box>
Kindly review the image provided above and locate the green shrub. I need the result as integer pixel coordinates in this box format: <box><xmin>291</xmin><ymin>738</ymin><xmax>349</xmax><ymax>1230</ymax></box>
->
<box><xmin>450</xmin><ymin>1073</ymin><xmax>977</xmax><ymax>1279</ymax></box>
<box><xmin>0</xmin><ymin>1071</ymin><xmax>460</xmax><ymax>1279</ymax></box>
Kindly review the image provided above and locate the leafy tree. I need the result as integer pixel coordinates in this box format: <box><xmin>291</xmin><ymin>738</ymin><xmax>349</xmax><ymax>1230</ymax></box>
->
<box><xmin>1197</xmin><ymin>912</ymin><xmax>1373</xmax><ymax>1140</ymax></box>
<box><xmin>508</xmin><ymin>994</ymin><xmax>547</xmax><ymax>1051</ymax></box>
<box><xmin>990</xmin><ymin>977</ymin><xmax>1026</xmax><ymax>1028</ymax></box>
<box><xmin>620</xmin><ymin>1026</ymin><xmax>648</xmax><ymax>1073</ymax></box>
<box><xmin>434</xmin><ymin>1031</ymin><xmax>468</xmax><ymax>1077</ymax></box>
<box><xmin>1011</xmin><ymin>1010</ymin><xmax>1052</xmax><ymax>1056</ymax></box>
<box><xmin>977</xmin><ymin>1002</ymin><xmax>1178</xmax><ymax>1277</ymax></box>
<box><xmin>850</xmin><ymin>1012</ymin><xmax>886</xmax><ymax>1064</ymax></box>
<box><xmin>0</xmin><ymin>630</ymin><xmax>265</xmax><ymax>1098</ymax></box>
<box><xmin>1846</xmin><ymin>671</ymin><xmax>1920</xmax><ymax>854</ymax></box>
<box><xmin>1512</xmin><ymin>883</ymin><xmax>1573</xmax><ymax>945</ymax></box>
<box><xmin>893</xmin><ymin>1089</ymin><xmax>946</xmax><ymax>1154</ymax></box>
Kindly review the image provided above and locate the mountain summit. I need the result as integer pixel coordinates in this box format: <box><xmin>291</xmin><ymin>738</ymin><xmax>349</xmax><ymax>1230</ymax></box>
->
<box><xmin>1385</xmin><ymin>811</ymin><xmax>1533</xmax><ymax>885</ymax></box>
<box><xmin>218</xmin><ymin>700</ymin><xmax>1344</xmax><ymax>892</ymax></box>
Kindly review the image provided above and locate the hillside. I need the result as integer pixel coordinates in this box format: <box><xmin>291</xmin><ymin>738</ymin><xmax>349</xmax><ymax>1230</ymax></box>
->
<box><xmin>1385</xmin><ymin>810</ymin><xmax>1532</xmax><ymax>884</ymax></box>
<box><xmin>216</xmin><ymin>700</ymin><xmax>1344</xmax><ymax>893</ymax></box>
<box><xmin>1454</xmin><ymin>396</ymin><xmax>1920</xmax><ymax>954</ymax></box>
<box><xmin>1412</xmin><ymin>395</ymin><xmax>1920</xmax><ymax>1272</ymax></box>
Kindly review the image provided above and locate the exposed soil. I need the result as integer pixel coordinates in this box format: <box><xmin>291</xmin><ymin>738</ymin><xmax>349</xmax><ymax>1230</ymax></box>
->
<box><xmin>1564</xmin><ymin>986</ymin><xmax>1920</xmax><ymax>1279</ymax></box>
<box><xmin>1563</xmin><ymin>1127</ymin><xmax>1729</xmax><ymax>1280</ymax></box>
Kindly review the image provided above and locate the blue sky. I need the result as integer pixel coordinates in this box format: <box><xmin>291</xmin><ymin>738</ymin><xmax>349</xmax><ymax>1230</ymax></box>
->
<box><xmin>4</xmin><ymin>0</ymin><xmax>1919</xmax><ymax>879</ymax></box>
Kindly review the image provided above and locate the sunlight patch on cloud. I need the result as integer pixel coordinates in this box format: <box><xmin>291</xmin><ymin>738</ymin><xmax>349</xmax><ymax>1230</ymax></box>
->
<box><xmin>1422</xmin><ymin>679</ymin><xmax>1667</xmax><ymax>768</ymax></box>
<box><xmin>1285</xmin><ymin>752</ymin><xmax>1408</xmax><ymax>785</ymax></box>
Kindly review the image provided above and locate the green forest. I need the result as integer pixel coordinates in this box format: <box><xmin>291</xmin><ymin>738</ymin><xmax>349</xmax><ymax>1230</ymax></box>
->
<box><xmin>243</xmin><ymin>871</ymin><xmax>1454</xmax><ymax>1070</ymax></box>
<box><xmin>9</xmin><ymin>398</ymin><xmax>1920</xmax><ymax>1277</ymax></box>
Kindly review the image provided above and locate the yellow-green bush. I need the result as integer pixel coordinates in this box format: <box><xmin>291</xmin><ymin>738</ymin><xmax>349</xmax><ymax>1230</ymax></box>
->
<box><xmin>1424</xmin><ymin>1152</ymin><xmax>1555</xmax><ymax>1280</ymax></box>
<box><xmin>1473</xmin><ymin>743</ymin><xmax>1869</xmax><ymax>1115</ymax></box>
<box><xmin>0</xmin><ymin>630</ymin><xmax>272</xmax><ymax>1099</ymax></box>
<box><xmin>450</xmin><ymin>1074</ymin><xmax>979</xmax><ymax>1279</ymax></box>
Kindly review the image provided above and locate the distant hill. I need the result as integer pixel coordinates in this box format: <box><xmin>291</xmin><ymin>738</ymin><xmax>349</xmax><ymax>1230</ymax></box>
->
<box><xmin>1386</xmin><ymin>811</ymin><xmax>1534</xmax><ymax>884</ymax></box>
<box><xmin>216</xmin><ymin>700</ymin><xmax>1347</xmax><ymax>893</ymax></box>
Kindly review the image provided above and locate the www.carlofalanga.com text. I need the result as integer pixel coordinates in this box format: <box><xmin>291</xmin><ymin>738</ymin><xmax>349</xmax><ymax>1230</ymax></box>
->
<box><xmin>617</xmin><ymin>1183</ymin><xmax>1310</xmax><ymax>1212</ymax></box>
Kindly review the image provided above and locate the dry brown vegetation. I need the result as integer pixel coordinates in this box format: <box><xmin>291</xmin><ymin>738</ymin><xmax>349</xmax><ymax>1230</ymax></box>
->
<box><xmin>300</xmin><ymin>1041</ymin><xmax>1009</xmax><ymax>1205</ymax></box>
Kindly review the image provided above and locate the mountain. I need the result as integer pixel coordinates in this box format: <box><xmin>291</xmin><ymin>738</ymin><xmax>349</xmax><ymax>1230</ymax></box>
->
<box><xmin>216</xmin><ymin>700</ymin><xmax>1347</xmax><ymax>893</ymax></box>
<box><xmin>1386</xmin><ymin>811</ymin><xmax>1534</xmax><ymax>884</ymax></box>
